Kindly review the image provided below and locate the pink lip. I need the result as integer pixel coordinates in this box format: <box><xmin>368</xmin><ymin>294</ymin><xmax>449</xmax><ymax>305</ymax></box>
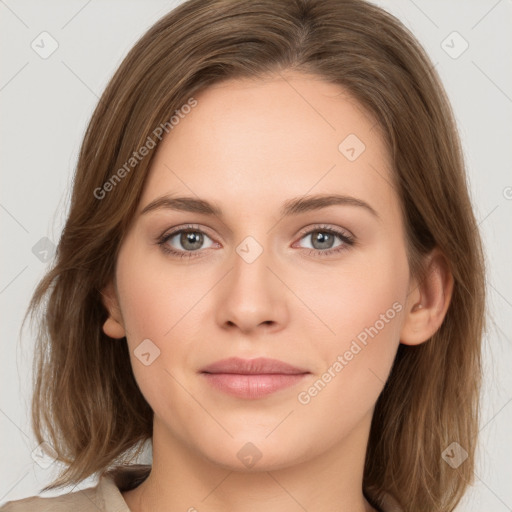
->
<box><xmin>200</xmin><ymin>357</ymin><xmax>310</xmax><ymax>399</ymax></box>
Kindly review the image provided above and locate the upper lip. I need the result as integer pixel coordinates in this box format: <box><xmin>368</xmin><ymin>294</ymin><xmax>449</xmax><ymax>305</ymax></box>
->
<box><xmin>200</xmin><ymin>357</ymin><xmax>309</xmax><ymax>375</ymax></box>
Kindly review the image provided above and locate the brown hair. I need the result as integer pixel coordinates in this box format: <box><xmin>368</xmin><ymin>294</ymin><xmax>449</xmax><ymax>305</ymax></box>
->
<box><xmin>23</xmin><ymin>0</ymin><xmax>485</xmax><ymax>510</ymax></box>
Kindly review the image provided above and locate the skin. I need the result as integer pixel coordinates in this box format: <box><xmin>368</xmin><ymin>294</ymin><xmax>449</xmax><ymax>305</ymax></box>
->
<box><xmin>102</xmin><ymin>72</ymin><xmax>453</xmax><ymax>512</ymax></box>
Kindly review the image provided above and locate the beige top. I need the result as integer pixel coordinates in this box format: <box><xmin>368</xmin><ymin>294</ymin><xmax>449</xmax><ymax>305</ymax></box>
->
<box><xmin>0</xmin><ymin>473</ymin><xmax>130</xmax><ymax>512</ymax></box>
<box><xmin>0</xmin><ymin>465</ymin><xmax>402</xmax><ymax>512</ymax></box>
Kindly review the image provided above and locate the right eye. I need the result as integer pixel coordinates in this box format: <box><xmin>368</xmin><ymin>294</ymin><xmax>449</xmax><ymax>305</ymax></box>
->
<box><xmin>158</xmin><ymin>226</ymin><xmax>217</xmax><ymax>258</ymax></box>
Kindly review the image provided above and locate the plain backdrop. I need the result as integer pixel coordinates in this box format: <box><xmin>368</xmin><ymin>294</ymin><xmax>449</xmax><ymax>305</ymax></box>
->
<box><xmin>1</xmin><ymin>0</ymin><xmax>511</xmax><ymax>510</ymax></box>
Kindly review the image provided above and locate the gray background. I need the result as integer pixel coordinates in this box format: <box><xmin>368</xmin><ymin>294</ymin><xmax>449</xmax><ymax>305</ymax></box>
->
<box><xmin>1</xmin><ymin>0</ymin><xmax>511</xmax><ymax>509</ymax></box>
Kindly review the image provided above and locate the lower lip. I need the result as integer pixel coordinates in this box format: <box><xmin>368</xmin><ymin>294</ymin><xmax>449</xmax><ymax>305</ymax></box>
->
<box><xmin>201</xmin><ymin>373</ymin><xmax>308</xmax><ymax>399</ymax></box>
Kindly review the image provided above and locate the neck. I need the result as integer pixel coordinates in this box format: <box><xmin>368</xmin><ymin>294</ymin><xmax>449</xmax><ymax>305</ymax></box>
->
<box><xmin>123</xmin><ymin>411</ymin><xmax>377</xmax><ymax>512</ymax></box>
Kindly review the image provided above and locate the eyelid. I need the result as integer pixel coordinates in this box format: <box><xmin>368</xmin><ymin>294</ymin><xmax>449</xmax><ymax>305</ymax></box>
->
<box><xmin>158</xmin><ymin>223</ymin><xmax>353</xmax><ymax>242</ymax></box>
<box><xmin>160</xmin><ymin>223</ymin><xmax>218</xmax><ymax>241</ymax></box>
<box><xmin>295</xmin><ymin>223</ymin><xmax>354</xmax><ymax>241</ymax></box>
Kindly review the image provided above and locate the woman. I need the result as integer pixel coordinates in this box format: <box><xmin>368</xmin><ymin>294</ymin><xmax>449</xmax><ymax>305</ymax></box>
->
<box><xmin>1</xmin><ymin>0</ymin><xmax>485</xmax><ymax>511</ymax></box>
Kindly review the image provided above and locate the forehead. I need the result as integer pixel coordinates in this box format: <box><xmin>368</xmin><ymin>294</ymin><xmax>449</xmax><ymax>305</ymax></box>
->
<box><xmin>138</xmin><ymin>73</ymin><xmax>398</xmax><ymax>221</ymax></box>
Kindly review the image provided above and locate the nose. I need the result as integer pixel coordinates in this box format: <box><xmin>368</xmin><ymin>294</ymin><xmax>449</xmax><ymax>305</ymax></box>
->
<box><xmin>215</xmin><ymin>240</ymin><xmax>289</xmax><ymax>335</ymax></box>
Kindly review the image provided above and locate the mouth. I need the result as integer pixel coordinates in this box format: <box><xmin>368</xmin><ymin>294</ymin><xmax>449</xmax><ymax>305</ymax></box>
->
<box><xmin>199</xmin><ymin>357</ymin><xmax>310</xmax><ymax>399</ymax></box>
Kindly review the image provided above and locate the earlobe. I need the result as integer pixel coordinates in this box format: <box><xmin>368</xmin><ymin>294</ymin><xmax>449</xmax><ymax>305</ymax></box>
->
<box><xmin>100</xmin><ymin>280</ymin><xmax>126</xmax><ymax>339</ymax></box>
<box><xmin>400</xmin><ymin>248</ymin><xmax>454</xmax><ymax>346</ymax></box>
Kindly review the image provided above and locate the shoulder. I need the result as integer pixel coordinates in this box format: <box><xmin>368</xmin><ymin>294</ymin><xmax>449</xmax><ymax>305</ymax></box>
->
<box><xmin>0</xmin><ymin>473</ymin><xmax>131</xmax><ymax>512</ymax></box>
<box><xmin>0</xmin><ymin>485</ymin><xmax>98</xmax><ymax>512</ymax></box>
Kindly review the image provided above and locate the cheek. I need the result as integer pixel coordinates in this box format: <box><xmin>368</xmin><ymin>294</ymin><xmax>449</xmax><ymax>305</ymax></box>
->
<box><xmin>113</xmin><ymin>248</ymin><xmax>195</xmax><ymax>419</ymax></box>
<box><xmin>293</xmin><ymin>242</ymin><xmax>408</xmax><ymax>404</ymax></box>
<box><xmin>114</xmin><ymin>243</ymin><xmax>222</xmax><ymax>399</ymax></box>
<box><xmin>293</xmin><ymin>258</ymin><xmax>407</xmax><ymax>439</ymax></box>
<box><xmin>115</xmin><ymin>244</ymin><xmax>207</xmax><ymax>341</ymax></box>
<box><xmin>294</xmin><ymin>242</ymin><xmax>408</xmax><ymax>351</ymax></box>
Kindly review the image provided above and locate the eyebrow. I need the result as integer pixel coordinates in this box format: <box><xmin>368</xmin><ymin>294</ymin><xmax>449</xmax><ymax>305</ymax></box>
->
<box><xmin>140</xmin><ymin>193</ymin><xmax>379</xmax><ymax>219</ymax></box>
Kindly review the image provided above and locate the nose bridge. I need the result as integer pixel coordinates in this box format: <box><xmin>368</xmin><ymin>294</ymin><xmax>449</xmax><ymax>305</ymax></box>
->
<box><xmin>231</xmin><ymin>233</ymin><xmax>273</xmax><ymax>292</ymax></box>
<box><xmin>215</xmin><ymin>232</ymin><xmax>287</xmax><ymax>332</ymax></box>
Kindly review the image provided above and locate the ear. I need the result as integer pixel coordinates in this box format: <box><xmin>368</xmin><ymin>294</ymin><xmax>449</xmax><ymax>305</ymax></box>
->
<box><xmin>400</xmin><ymin>248</ymin><xmax>454</xmax><ymax>346</ymax></box>
<box><xmin>100</xmin><ymin>279</ymin><xmax>126</xmax><ymax>339</ymax></box>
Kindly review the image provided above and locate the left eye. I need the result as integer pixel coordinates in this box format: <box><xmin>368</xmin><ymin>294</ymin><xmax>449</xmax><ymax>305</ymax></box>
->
<box><xmin>298</xmin><ymin>229</ymin><xmax>346</xmax><ymax>251</ymax></box>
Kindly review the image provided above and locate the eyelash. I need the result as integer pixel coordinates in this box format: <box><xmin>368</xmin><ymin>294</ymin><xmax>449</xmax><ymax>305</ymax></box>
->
<box><xmin>156</xmin><ymin>223</ymin><xmax>355</xmax><ymax>260</ymax></box>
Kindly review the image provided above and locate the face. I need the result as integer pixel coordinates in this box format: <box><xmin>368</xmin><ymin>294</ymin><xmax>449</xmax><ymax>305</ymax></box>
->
<box><xmin>104</xmin><ymin>73</ymin><xmax>414</xmax><ymax>472</ymax></box>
